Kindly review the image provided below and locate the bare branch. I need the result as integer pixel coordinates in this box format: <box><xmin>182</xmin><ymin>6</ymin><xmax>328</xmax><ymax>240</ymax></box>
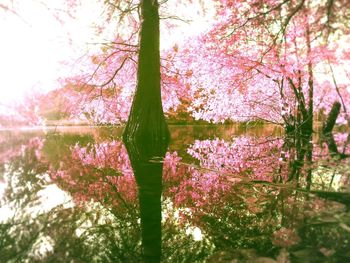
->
<box><xmin>98</xmin><ymin>57</ymin><xmax>130</xmax><ymax>87</ymax></box>
<box><xmin>225</xmin><ymin>0</ymin><xmax>291</xmax><ymax>38</ymax></box>
<box><xmin>328</xmin><ymin>60</ymin><xmax>347</xmax><ymax>113</ymax></box>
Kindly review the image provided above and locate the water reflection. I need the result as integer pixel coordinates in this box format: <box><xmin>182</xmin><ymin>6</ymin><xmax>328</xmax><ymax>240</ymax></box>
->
<box><xmin>124</xmin><ymin>138</ymin><xmax>168</xmax><ymax>262</ymax></box>
<box><xmin>0</xmin><ymin>126</ymin><xmax>349</xmax><ymax>262</ymax></box>
<box><xmin>0</xmin><ymin>137</ymin><xmax>75</xmax><ymax>262</ymax></box>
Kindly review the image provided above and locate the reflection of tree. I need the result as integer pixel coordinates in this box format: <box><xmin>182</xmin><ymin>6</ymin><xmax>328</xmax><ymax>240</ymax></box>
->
<box><xmin>54</xmin><ymin>139</ymin><xmax>215</xmax><ymax>261</ymax></box>
<box><xmin>165</xmin><ymin>160</ymin><xmax>350</xmax><ymax>262</ymax></box>
<box><xmin>186</xmin><ymin>134</ymin><xmax>350</xmax><ymax>187</ymax></box>
<box><xmin>283</xmin><ymin>134</ymin><xmax>313</xmax><ymax>188</ymax></box>
<box><xmin>2</xmin><ymin>131</ymin><xmax>349</xmax><ymax>262</ymax></box>
<box><xmin>0</xmin><ymin>138</ymin><xmax>143</xmax><ymax>262</ymax></box>
<box><xmin>58</xmin><ymin>133</ymin><xmax>350</xmax><ymax>261</ymax></box>
<box><xmin>55</xmin><ymin>140</ymin><xmax>138</xmax><ymax>208</ymax></box>
<box><xmin>1</xmin><ymin>138</ymin><xmax>47</xmax><ymax>212</ymax></box>
<box><xmin>175</xmin><ymin>134</ymin><xmax>350</xmax><ymax>261</ymax></box>
<box><xmin>0</xmin><ymin>131</ymin><xmax>43</xmax><ymax>166</ymax></box>
<box><xmin>187</xmin><ymin>136</ymin><xmax>286</xmax><ymax>181</ymax></box>
<box><xmin>124</xmin><ymin>137</ymin><xmax>168</xmax><ymax>262</ymax></box>
<box><xmin>162</xmin><ymin>155</ymin><xmax>300</xmax><ymax>260</ymax></box>
<box><xmin>0</xmin><ymin>138</ymin><xmax>76</xmax><ymax>262</ymax></box>
<box><xmin>160</xmin><ymin>143</ymin><xmax>286</xmax><ymax>259</ymax></box>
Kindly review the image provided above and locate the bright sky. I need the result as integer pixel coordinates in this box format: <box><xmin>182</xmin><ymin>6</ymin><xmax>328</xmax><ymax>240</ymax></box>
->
<box><xmin>0</xmin><ymin>0</ymin><xmax>214</xmax><ymax>107</ymax></box>
<box><xmin>0</xmin><ymin>0</ymin><xmax>106</xmax><ymax>106</ymax></box>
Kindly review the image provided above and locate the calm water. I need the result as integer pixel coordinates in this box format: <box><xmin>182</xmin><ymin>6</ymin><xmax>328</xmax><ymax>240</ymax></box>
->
<box><xmin>0</xmin><ymin>125</ymin><xmax>349</xmax><ymax>262</ymax></box>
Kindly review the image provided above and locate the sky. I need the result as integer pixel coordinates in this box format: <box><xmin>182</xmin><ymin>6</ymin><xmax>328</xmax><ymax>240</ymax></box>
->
<box><xmin>0</xmin><ymin>1</ymin><xmax>107</xmax><ymax>106</ymax></box>
<box><xmin>0</xmin><ymin>0</ymin><xmax>214</xmax><ymax>108</ymax></box>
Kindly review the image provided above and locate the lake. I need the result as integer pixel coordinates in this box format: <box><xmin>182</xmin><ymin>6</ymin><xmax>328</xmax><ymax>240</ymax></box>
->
<box><xmin>0</xmin><ymin>125</ymin><xmax>349</xmax><ymax>262</ymax></box>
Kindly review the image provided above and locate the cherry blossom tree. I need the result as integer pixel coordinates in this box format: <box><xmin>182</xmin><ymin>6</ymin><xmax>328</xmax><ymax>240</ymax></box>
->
<box><xmin>5</xmin><ymin>0</ymin><xmax>349</xmax><ymax>130</ymax></box>
<box><xmin>155</xmin><ymin>0</ymin><xmax>349</xmax><ymax>131</ymax></box>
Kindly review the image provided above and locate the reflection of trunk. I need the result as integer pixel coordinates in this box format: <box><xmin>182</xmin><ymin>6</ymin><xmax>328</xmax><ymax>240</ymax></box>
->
<box><xmin>322</xmin><ymin>101</ymin><xmax>341</xmax><ymax>134</ymax></box>
<box><xmin>305</xmin><ymin>142</ymin><xmax>313</xmax><ymax>190</ymax></box>
<box><xmin>123</xmin><ymin>0</ymin><xmax>169</xmax><ymax>143</ymax></box>
<box><xmin>137</xmin><ymin>166</ymin><xmax>162</xmax><ymax>263</ymax></box>
<box><xmin>287</xmin><ymin>136</ymin><xmax>302</xmax><ymax>181</ymax></box>
<box><xmin>322</xmin><ymin>102</ymin><xmax>350</xmax><ymax>159</ymax></box>
<box><xmin>124</xmin><ymin>138</ymin><xmax>169</xmax><ymax>263</ymax></box>
<box><xmin>287</xmin><ymin>135</ymin><xmax>312</xmax><ymax>184</ymax></box>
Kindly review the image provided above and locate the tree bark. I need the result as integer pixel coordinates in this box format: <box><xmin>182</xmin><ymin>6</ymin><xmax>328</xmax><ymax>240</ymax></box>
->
<box><xmin>322</xmin><ymin>101</ymin><xmax>341</xmax><ymax>134</ymax></box>
<box><xmin>123</xmin><ymin>0</ymin><xmax>170</xmax><ymax>143</ymax></box>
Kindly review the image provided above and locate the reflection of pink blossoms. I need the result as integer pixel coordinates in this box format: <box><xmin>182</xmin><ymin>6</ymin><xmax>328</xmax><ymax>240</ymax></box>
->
<box><xmin>0</xmin><ymin>136</ymin><xmax>45</xmax><ymax>165</ymax></box>
<box><xmin>170</xmin><ymin>169</ymin><xmax>231</xmax><ymax>208</ymax></box>
<box><xmin>163</xmin><ymin>151</ymin><xmax>187</xmax><ymax>183</ymax></box>
<box><xmin>71</xmin><ymin>141</ymin><xmax>133</xmax><ymax>176</ymax></box>
<box><xmin>28</xmin><ymin>137</ymin><xmax>45</xmax><ymax>160</ymax></box>
<box><xmin>187</xmin><ymin>137</ymin><xmax>285</xmax><ymax>181</ymax></box>
<box><xmin>162</xmin><ymin>151</ymin><xmax>233</xmax><ymax>213</ymax></box>
<box><xmin>52</xmin><ymin>141</ymin><xmax>137</xmax><ymax>206</ymax></box>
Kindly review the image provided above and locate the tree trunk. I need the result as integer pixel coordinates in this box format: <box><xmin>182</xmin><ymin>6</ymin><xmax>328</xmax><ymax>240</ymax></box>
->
<box><xmin>322</xmin><ymin>101</ymin><xmax>341</xmax><ymax>134</ymax></box>
<box><xmin>123</xmin><ymin>0</ymin><xmax>170</xmax><ymax>143</ymax></box>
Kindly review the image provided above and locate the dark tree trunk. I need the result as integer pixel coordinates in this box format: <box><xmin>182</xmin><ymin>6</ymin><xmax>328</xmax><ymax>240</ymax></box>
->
<box><xmin>324</xmin><ymin>133</ymin><xmax>341</xmax><ymax>157</ymax></box>
<box><xmin>123</xmin><ymin>0</ymin><xmax>170</xmax><ymax>143</ymax></box>
<box><xmin>322</xmin><ymin>101</ymin><xmax>341</xmax><ymax>134</ymax></box>
<box><xmin>122</xmin><ymin>3</ymin><xmax>169</xmax><ymax>260</ymax></box>
<box><xmin>124</xmin><ymin>138</ymin><xmax>169</xmax><ymax>263</ymax></box>
<box><xmin>321</xmin><ymin>101</ymin><xmax>350</xmax><ymax>159</ymax></box>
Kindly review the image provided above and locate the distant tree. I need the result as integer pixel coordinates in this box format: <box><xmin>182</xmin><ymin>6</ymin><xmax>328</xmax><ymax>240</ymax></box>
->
<box><xmin>164</xmin><ymin>0</ymin><xmax>349</xmax><ymax>132</ymax></box>
<box><xmin>204</xmin><ymin>0</ymin><xmax>350</xmax><ymax>134</ymax></box>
